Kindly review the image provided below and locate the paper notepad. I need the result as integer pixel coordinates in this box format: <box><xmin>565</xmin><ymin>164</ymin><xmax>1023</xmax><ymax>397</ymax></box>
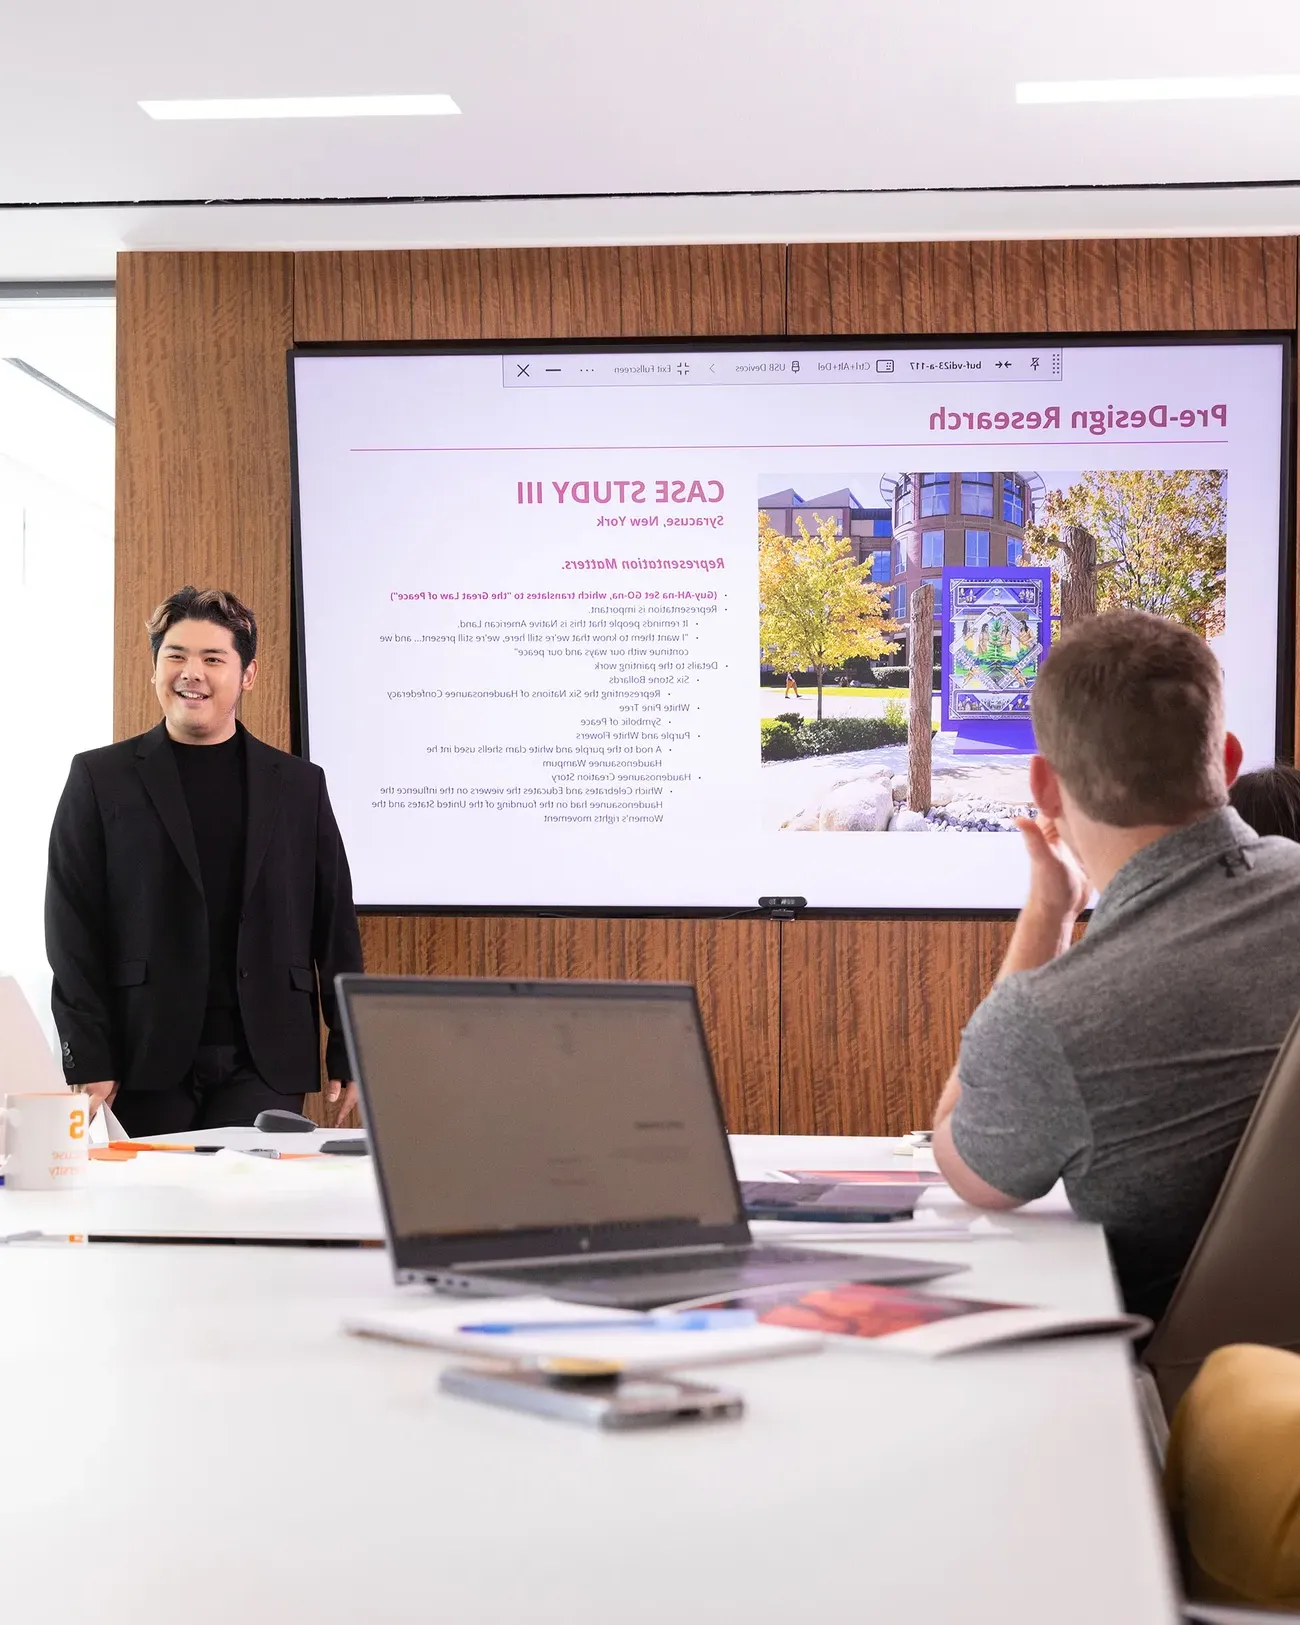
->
<box><xmin>343</xmin><ymin>1295</ymin><xmax>822</xmax><ymax>1370</ymax></box>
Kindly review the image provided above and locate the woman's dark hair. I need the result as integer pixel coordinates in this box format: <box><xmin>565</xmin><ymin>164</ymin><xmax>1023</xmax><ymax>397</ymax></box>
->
<box><xmin>1228</xmin><ymin>766</ymin><xmax>1300</xmax><ymax>843</ymax></box>
<box><xmin>146</xmin><ymin>586</ymin><xmax>258</xmax><ymax>670</ymax></box>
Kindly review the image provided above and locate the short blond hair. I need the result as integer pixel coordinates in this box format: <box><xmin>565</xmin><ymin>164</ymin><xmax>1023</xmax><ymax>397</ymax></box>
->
<box><xmin>1030</xmin><ymin>610</ymin><xmax>1225</xmax><ymax>826</ymax></box>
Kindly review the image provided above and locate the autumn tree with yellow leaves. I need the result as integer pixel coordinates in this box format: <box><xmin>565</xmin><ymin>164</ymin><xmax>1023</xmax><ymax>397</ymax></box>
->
<box><xmin>1024</xmin><ymin>469</ymin><xmax>1227</xmax><ymax>637</ymax></box>
<box><xmin>759</xmin><ymin>512</ymin><xmax>900</xmax><ymax>720</ymax></box>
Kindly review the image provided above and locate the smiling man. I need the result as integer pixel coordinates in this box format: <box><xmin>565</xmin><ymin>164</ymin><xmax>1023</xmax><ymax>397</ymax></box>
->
<box><xmin>45</xmin><ymin>586</ymin><xmax>363</xmax><ymax>1136</ymax></box>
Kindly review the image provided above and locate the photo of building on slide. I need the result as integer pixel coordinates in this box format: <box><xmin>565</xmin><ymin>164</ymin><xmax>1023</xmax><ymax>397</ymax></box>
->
<box><xmin>759</xmin><ymin>468</ymin><xmax>1227</xmax><ymax>832</ymax></box>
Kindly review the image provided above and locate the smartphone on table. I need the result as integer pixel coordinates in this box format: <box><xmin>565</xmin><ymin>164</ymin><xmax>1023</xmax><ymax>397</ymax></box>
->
<box><xmin>439</xmin><ymin>1364</ymin><xmax>744</xmax><ymax>1429</ymax></box>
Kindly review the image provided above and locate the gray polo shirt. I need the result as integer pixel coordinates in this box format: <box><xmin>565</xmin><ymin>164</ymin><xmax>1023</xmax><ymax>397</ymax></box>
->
<box><xmin>952</xmin><ymin>807</ymin><xmax>1300</xmax><ymax>1321</ymax></box>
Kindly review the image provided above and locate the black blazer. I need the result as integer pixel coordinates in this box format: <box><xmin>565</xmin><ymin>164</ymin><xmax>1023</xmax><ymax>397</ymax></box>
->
<box><xmin>45</xmin><ymin>721</ymin><xmax>363</xmax><ymax>1095</ymax></box>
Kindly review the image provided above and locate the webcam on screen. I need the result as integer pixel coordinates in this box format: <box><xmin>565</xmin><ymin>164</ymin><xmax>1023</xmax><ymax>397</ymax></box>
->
<box><xmin>758</xmin><ymin>896</ymin><xmax>807</xmax><ymax>919</ymax></box>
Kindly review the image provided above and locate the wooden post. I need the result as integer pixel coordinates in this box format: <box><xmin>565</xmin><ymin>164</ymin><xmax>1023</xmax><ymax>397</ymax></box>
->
<box><xmin>907</xmin><ymin>582</ymin><xmax>934</xmax><ymax>815</ymax></box>
<box><xmin>1061</xmin><ymin>524</ymin><xmax>1098</xmax><ymax>626</ymax></box>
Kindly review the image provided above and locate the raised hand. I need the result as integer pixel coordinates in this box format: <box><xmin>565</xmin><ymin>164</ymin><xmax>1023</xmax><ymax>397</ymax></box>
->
<box><xmin>1014</xmin><ymin>813</ymin><xmax>1091</xmax><ymax>921</ymax></box>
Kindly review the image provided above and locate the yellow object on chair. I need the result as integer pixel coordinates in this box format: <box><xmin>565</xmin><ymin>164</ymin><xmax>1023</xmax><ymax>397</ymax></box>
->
<box><xmin>1166</xmin><ymin>1343</ymin><xmax>1300</xmax><ymax>1609</ymax></box>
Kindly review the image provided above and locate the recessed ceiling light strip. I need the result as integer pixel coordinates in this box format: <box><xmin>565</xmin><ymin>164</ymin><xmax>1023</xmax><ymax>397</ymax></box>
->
<box><xmin>1018</xmin><ymin>74</ymin><xmax>1300</xmax><ymax>104</ymax></box>
<box><xmin>139</xmin><ymin>94</ymin><xmax>460</xmax><ymax>121</ymax></box>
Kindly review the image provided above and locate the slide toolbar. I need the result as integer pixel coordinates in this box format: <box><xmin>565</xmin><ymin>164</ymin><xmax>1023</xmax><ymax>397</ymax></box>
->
<box><xmin>502</xmin><ymin>348</ymin><xmax>1066</xmax><ymax>390</ymax></box>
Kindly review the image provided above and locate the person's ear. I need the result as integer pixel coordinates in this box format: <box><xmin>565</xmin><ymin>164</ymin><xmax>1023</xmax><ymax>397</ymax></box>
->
<box><xmin>1224</xmin><ymin>730</ymin><xmax>1244</xmax><ymax>788</ymax></box>
<box><xmin>1029</xmin><ymin>753</ymin><xmax>1065</xmax><ymax>819</ymax></box>
<box><xmin>241</xmin><ymin>659</ymin><xmax>258</xmax><ymax>693</ymax></box>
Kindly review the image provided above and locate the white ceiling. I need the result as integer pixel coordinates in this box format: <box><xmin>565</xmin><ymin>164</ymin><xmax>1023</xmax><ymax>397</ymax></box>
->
<box><xmin>8</xmin><ymin>0</ymin><xmax>1300</xmax><ymax>277</ymax></box>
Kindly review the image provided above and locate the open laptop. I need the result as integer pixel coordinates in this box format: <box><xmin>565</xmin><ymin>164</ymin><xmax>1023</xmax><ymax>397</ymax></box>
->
<box><xmin>337</xmin><ymin>975</ymin><xmax>961</xmax><ymax>1309</ymax></box>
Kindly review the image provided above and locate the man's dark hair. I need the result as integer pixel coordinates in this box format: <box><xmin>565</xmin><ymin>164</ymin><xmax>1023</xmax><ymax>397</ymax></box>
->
<box><xmin>146</xmin><ymin>586</ymin><xmax>258</xmax><ymax>670</ymax></box>
<box><xmin>1229</xmin><ymin>765</ymin><xmax>1300</xmax><ymax>843</ymax></box>
<box><xmin>1030</xmin><ymin>609</ymin><xmax>1225</xmax><ymax>827</ymax></box>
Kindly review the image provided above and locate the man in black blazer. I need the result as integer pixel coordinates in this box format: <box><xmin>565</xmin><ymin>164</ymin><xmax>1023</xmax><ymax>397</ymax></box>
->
<box><xmin>45</xmin><ymin>586</ymin><xmax>363</xmax><ymax>1136</ymax></box>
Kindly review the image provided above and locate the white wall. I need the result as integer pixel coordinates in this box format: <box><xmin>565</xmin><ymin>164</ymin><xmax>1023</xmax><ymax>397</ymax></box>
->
<box><xmin>0</xmin><ymin>298</ymin><xmax>115</xmax><ymax>1044</ymax></box>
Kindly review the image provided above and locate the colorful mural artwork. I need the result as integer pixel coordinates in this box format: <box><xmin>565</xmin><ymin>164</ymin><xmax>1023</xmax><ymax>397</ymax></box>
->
<box><xmin>940</xmin><ymin>568</ymin><xmax>1052</xmax><ymax>754</ymax></box>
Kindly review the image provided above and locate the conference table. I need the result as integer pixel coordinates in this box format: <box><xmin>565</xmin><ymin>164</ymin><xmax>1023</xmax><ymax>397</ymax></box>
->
<box><xmin>0</xmin><ymin>1132</ymin><xmax>1181</xmax><ymax>1625</ymax></box>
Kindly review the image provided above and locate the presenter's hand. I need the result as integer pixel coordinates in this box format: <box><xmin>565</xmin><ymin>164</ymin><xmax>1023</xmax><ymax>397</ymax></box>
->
<box><xmin>326</xmin><ymin>1080</ymin><xmax>359</xmax><ymax>1126</ymax></box>
<box><xmin>78</xmin><ymin>1080</ymin><xmax>119</xmax><ymax>1119</ymax></box>
<box><xmin>1015</xmin><ymin>814</ymin><xmax>1090</xmax><ymax>921</ymax></box>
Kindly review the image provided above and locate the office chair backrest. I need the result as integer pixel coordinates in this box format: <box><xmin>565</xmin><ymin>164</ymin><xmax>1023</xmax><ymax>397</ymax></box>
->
<box><xmin>1144</xmin><ymin>1006</ymin><xmax>1300</xmax><ymax>1417</ymax></box>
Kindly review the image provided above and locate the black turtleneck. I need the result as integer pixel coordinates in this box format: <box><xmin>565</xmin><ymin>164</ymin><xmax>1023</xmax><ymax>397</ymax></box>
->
<box><xmin>169</xmin><ymin>730</ymin><xmax>247</xmax><ymax>1044</ymax></box>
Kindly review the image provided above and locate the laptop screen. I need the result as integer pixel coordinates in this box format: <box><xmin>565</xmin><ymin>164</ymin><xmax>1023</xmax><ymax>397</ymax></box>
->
<box><xmin>341</xmin><ymin>980</ymin><xmax>746</xmax><ymax>1255</ymax></box>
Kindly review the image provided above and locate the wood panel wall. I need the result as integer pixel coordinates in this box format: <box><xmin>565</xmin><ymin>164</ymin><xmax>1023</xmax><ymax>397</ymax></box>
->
<box><xmin>115</xmin><ymin>253</ymin><xmax>295</xmax><ymax>748</ymax></box>
<box><xmin>115</xmin><ymin>237</ymin><xmax>1300</xmax><ymax>1136</ymax></box>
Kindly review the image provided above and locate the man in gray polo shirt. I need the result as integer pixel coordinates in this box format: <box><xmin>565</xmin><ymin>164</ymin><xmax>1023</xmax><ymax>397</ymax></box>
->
<box><xmin>933</xmin><ymin>609</ymin><xmax>1300</xmax><ymax>1322</ymax></box>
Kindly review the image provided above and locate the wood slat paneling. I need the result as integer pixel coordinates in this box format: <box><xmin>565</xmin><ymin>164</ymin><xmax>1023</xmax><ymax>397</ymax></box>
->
<box><xmin>785</xmin><ymin>243</ymin><xmax>833</xmax><ymax>334</ymax></box>
<box><xmin>548</xmin><ymin>247</ymin><xmax>622</xmax><ymax>337</ymax></box>
<box><xmin>970</xmin><ymin>240</ymin><xmax>1050</xmax><ymax>334</ymax></box>
<box><xmin>787</xmin><ymin>243</ymin><xmax>904</xmax><ymax>335</ymax></box>
<box><xmin>115</xmin><ymin>252</ymin><xmax>295</xmax><ymax>748</ymax></box>
<box><xmin>480</xmin><ymin>248</ymin><xmax>554</xmax><ymax>338</ymax></box>
<box><xmin>341</xmin><ymin>251</ymin><xmax>413</xmax><ymax>341</ymax></box>
<box><xmin>759</xmin><ymin>242</ymin><xmax>789</xmax><ymax>335</ymax></box>
<box><xmin>688</xmin><ymin>244</ymin><xmax>787</xmax><ymax>335</ymax></box>
<box><xmin>1117</xmin><ymin>238</ymin><xmax>1196</xmax><ymax>330</ymax></box>
<box><xmin>1187</xmin><ymin>237</ymin><xmax>1299</xmax><ymax>331</ymax></box>
<box><xmin>360</xmin><ymin>916</ymin><xmax>780</xmax><ymax>1132</ymax></box>
<box><xmin>410</xmin><ymin>250</ymin><xmax>483</xmax><ymax>339</ymax></box>
<box><xmin>779</xmin><ymin>919</ymin><xmax>1015</xmax><ymax>1136</ymax></box>
<box><xmin>293</xmin><ymin>252</ymin><xmax>343</xmax><ymax>342</ymax></box>
<box><xmin>617</xmin><ymin>246</ymin><xmax>695</xmax><ymax>337</ymax></box>
<box><xmin>898</xmin><ymin>241</ymin><xmax>977</xmax><ymax>334</ymax></box>
<box><xmin>1042</xmin><ymin>240</ymin><xmax>1123</xmax><ymax>331</ymax></box>
<box><xmin>1260</xmin><ymin>237</ymin><xmax>1299</xmax><ymax>329</ymax></box>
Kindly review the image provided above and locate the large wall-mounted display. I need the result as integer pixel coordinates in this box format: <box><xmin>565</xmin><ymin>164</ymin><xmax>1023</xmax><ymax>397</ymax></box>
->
<box><xmin>290</xmin><ymin>335</ymin><xmax>1289</xmax><ymax>910</ymax></box>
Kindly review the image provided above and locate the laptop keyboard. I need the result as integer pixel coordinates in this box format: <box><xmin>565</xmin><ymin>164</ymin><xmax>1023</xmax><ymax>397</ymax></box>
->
<box><xmin>484</xmin><ymin>1244</ymin><xmax>854</xmax><ymax>1298</ymax></box>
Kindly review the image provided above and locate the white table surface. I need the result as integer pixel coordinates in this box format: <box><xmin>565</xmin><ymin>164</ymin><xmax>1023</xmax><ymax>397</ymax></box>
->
<box><xmin>0</xmin><ymin>1125</ymin><xmax>378</xmax><ymax>1241</ymax></box>
<box><xmin>0</xmin><ymin>1133</ymin><xmax>1179</xmax><ymax>1623</ymax></box>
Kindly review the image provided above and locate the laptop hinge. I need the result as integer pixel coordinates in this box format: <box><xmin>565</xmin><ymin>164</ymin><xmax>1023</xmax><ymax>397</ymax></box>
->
<box><xmin>451</xmin><ymin>1241</ymin><xmax>734</xmax><ymax>1272</ymax></box>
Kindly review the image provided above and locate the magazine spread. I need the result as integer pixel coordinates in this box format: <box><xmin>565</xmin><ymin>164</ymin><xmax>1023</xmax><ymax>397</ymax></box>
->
<box><xmin>684</xmin><ymin>1282</ymin><xmax>1150</xmax><ymax>1356</ymax></box>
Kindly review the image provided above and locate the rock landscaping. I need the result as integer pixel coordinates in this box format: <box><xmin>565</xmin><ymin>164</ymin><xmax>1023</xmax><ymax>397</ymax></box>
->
<box><xmin>780</xmin><ymin>767</ymin><xmax>1031</xmax><ymax>832</ymax></box>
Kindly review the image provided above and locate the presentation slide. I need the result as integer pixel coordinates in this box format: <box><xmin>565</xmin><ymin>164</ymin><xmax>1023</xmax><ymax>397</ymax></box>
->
<box><xmin>290</xmin><ymin>337</ymin><xmax>1286</xmax><ymax>910</ymax></box>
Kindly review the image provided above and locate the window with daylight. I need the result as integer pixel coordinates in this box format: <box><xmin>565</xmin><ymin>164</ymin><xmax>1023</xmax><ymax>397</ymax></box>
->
<box><xmin>1007</xmin><ymin>537</ymin><xmax>1024</xmax><ymax>567</ymax></box>
<box><xmin>961</xmin><ymin>471</ymin><xmax>994</xmax><ymax>517</ymax></box>
<box><xmin>0</xmin><ymin>292</ymin><xmax>115</xmax><ymax>1044</ymax></box>
<box><xmin>965</xmin><ymin>530</ymin><xmax>991</xmax><ymax>566</ymax></box>
<box><xmin>921</xmin><ymin>530</ymin><xmax>944</xmax><ymax>568</ymax></box>
<box><xmin>894</xmin><ymin>539</ymin><xmax>907</xmax><ymax>576</ymax></box>
<box><xmin>919</xmin><ymin>472</ymin><xmax>950</xmax><ymax>517</ymax></box>
<box><xmin>871</xmin><ymin>549</ymin><xmax>890</xmax><ymax>584</ymax></box>
<box><xmin>1003</xmin><ymin>474</ymin><xmax>1026</xmax><ymax>526</ymax></box>
<box><xmin>895</xmin><ymin>474</ymin><xmax>913</xmax><ymax>525</ymax></box>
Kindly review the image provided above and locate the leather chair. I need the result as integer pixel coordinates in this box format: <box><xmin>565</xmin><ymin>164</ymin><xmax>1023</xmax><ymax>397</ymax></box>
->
<box><xmin>1143</xmin><ymin>1008</ymin><xmax>1300</xmax><ymax>1418</ymax></box>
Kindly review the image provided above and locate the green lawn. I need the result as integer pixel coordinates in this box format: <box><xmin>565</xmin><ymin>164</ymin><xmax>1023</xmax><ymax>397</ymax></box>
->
<box><xmin>764</xmin><ymin>685</ymin><xmax>915</xmax><ymax>699</ymax></box>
